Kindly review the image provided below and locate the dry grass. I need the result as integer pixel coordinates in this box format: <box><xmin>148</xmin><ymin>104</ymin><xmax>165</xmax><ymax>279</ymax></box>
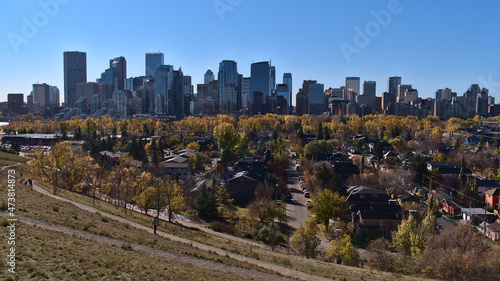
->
<box><xmin>0</xmin><ymin>222</ymin><xmax>250</xmax><ymax>281</ymax></box>
<box><xmin>1</xmin><ymin>162</ymin><xmax>431</xmax><ymax>281</ymax></box>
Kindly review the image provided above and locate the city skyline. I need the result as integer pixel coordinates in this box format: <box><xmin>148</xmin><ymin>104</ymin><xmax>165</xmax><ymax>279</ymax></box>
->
<box><xmin>1</xmin><ymin>0</ymin><xmax>499</xmax><ymax>104</ymax></box>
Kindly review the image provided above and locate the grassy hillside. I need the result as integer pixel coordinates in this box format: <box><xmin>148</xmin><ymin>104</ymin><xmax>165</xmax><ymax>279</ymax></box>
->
<box><xmin>0</xmin><ymin>161</ymin><xmax>431</xmax><ymax>281</ymax></box>
<box><xmin>0</xmin><ymin>151</ymin><xmax>29</xmax><ymax>167</ymax></box>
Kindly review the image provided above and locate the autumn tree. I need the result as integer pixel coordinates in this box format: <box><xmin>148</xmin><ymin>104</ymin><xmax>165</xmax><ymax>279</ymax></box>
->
<box><xmin>292</xmin><ymin>217</ymin><xmax>321</xmax><ymax>258</ymax></box>
<box><xmin>154</xmin><ymin>175</ymin><xmax>184</xmax><ymax>221</ymax></box>
<box><xmin>214</xmin><ymin>122</ymin><xmax>239</xmax><ymax>167</ymax></box>
<box><xmin>248</xmin><ymin>183</ymin><xmax>281</xmax><ymax>223</ymax></box>
<box><xmin>102</xmin><ymin>158</ymin><xmax>140</xmax><ymax>213</ymax></box>
<box><xmin>326</xmin><ymin>234</ymin><xmax>360</xmax><ymax>266</ymax></box>
<box><xmin>29</xmin><ymin>142</ymin><xmax>87</xmax><ymax>194</ymax></box>
<box><xmin>368</xmin><ymin>238</ymin><xmax>394</xmax><ymax>272</ymax></box>
<box><xmin>310</xmin><ymin>189</ymin><xmax>343</xmax><ymax>231</ymax></box>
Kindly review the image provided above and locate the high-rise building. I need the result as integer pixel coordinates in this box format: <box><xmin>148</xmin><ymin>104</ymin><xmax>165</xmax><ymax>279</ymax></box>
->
<box><xmin>145</xmin><ymin>52</ymin><xmax>164</xmax><ymax>77</ymax></box>
<box><xmin>296</xmin><ymin>90</ymin><xmax>308</xmax><ymax>116</ymax></box>
<box><xmin>442</xmin><ymin>88</ymin><xmax>452</xmax><ymax>101</ymax></box>
<box><xmin>7</xmin><ymin>94</ymin><xmax>23</xmax><ymax>115</ymax></box>
<box><xmin>110</xmin><ymin>57</ymin><xmax>126</xmax><ymax>90</ymax></box>
<box><xmin>345</xmin><ymin>77</ymin><xmax>360</xmax><ymax>97</ymax></box>
<box><xmin>476</xmin><ymin>88</ymin><xmax>489</xmax><ymax>115</ymax></box>
<box><xmin>101</xmin><ymin>68</ymin><xmax>120</xmax><ymax>92</ymax></box>
<box><xmin>241</xmin><ymin>77</ymin><xmax>251</xmax><ymax>113</ymax></box>
<box><xmin>33</xmin><ymin>83</ymin><xmax>50</xmax><ymax>113</ymax></box>
<box><xmin>357</xmin><ymin>81</ymin><xmax>376</xmax><ymax>108</ymax></box>
<box><xmin>154</xmin><ymin>65</ymin><xmax>174</xmax><ymax>113</ymax></box>
<box><xmin>49</xmin><ymin>86</ymin><xmax>60</xmax><ymax>106</ymax></box>
<box><xmin>405</xmin><ymin>89</ymin><xmax>418</xmax><ymax>103</ymax></box>
<box><xmin>218</xmin><ymin>60</ymin><xmax>239</xmax><ymax>113</ymax></box>
<box><xmin>171</xmin><ymin>69</ymin><xmax>184</xmax><ymax>118</ymax></box>
<box><xmin>250</xmin><ymin>61</ymin><xmax>271</xmax><ymax>112</ymax></box>
<box><xmin>204</xmin><ymin>69</ymin><xmax>215</xmax><ymax>84</ymax></box>
<box><xmin>308</xmin><ymin>83</ymin><xmax>325</xmax><ymax>115</ymax></box>
<box><xmin>275</xmin><ymin>84</ymin><xmax>290</xmax><ymax>114</ymax></box>
<box><xmin>387</xmin><ymin>76</ymin><xmax>401</xmax><ymax>104</ymax></box>
<box><xmin>397</xmin><ymin>85</ymin><xmax>412</xmax><ymax>103</ymax></box>
<box><xmin>64</xmin><ymin>51</ymin><xmax>87</xmax><ymax>107</ymax></box>
<box><xmin>435</xmin><ymin>89</ymin><xmax>443</xmax><ymax>100</ymax></box>
<box><xmin>283</xmin><ymin>73</ymin><xmax>292</xmax><ymax>107</ymax></box>
<box><xmin>464</xmin><ymin>84</ymin><xmax>481</xmax><ymax>115</ymax></box>
<box><xmin>270</xmin><ymin>66</ymin><xmax>276</xmax><ymax>92</ymax></box>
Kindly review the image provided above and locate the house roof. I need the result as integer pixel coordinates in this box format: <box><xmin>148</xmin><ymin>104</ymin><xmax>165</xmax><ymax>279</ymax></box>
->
<box><xmin>485</xmin><ymin>188</ymin><xmax>500</xmax><ymax>196</ymax></box>
<box><xmin>160</xmin><ymin>162</ymin><xmax>189</xmax><ymax>168</ymax></box>
<box><xmin>487</xmin><ymin>222</ymin><xmax>500</xmax><ymax>232</ymax></box>
<box><xmin>461</xmin><ymin>208</ymin><xmax>494</xmax><ymax>216</ymax></box>
<box><xmin>358</xmin><ymin>209</ymin><xmax>401</xmax><ymax>220</ymax></box>
<box><xmin>226</xmin><ymin>171</ymin><xmax>259</xmax><ymax>183</ymax></box>
<box><xmin>478</xmin><ymin>181</ymin><xmax>500</xmax><ymax>188</ymax></box>
<box><xmin>347</xmin><ymin>186</ymin><xmax>387</xmax><ymax>196</ymax></box>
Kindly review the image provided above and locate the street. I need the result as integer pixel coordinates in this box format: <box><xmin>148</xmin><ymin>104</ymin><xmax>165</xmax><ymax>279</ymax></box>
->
<box><xmin>285</xmin><ymin>156</ymin><xmax>310</xmax><ymax>237</ymax></box>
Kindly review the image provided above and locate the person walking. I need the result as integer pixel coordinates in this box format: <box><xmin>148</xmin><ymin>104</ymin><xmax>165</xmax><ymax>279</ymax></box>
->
<box><xmin>152</xmin><ymin>216</ymin><xmax>159</xmax><ymax>234</ymax></box>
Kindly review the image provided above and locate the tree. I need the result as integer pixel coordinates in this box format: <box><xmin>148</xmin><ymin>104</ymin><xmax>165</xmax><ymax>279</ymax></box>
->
<box><xmin>317</xmin><ymin>122</ymin><xmax>324</xmax><ymax>140</ymax></box>
<box><xmin>135</xmin><ymin>171</ymin><xmax>155</xmax><ymax>214</ymax></box>
<box><xmin>29</xmin><ymin>142</ymin><xmax>87</xmax><ymax>194</ymax></box>
<box><xmin>186</xmin><ymin>141</ymin><xmax>200</xmax><ymax>151</ymax></box>
<box><xmin>368</xmin><ymin>238</ymin><xmax>394</xmax><ymax>271</ymax></box>
<box><xmin>292</xmin><ymin>217</ymin><xmax>321</xmax><ymax>258</ymax></box>
<box><xmin>360</xmin><ymin>155</ymin><xmax>365</xmax><ymax>174</ymax></box>
<box><xmin>103</xmin><ymin>158</ymin><xmax>139</xmax><ymax>213</ymax></box>
<box><xmin>236</xmin><ymin>132</ymin><xmax>250</xmax><ymax>157</ymax></box>
<box><xmin>214</xmin><ymin>122</ymin><xmax>238</xmax><ymax>167</ymax></box>
<box><xmin>459</xmin><ymin>157</ymin><xmax>467</xmax><ymax>189</ymax></box>
<box><xmin>248</xmin><ymin>183</ymin><xmax>281</xmax><ymax>223</ymax></box>
<box><xmin>154</xmin><ymin>175</ymin><xmax>184</xmax><ymax>222</ymax></box>
<box><xmin>310</xmin><ymin>189</ymin><xmax>343</xmax><ymax>231</ymax></box>
<box><xmin>304</xmin><ymin>140</ymin><xmax>333</xmax><ymax>161</ymax></box>
<box><xmin>195</xmin><ymin>183</ymin><xmax>218</xmax><ymax>219</ymax></box>
<box><xmin>326</xmin><ymin>234</ymin><xmax>360</xmax><ymax>266</ymax></box>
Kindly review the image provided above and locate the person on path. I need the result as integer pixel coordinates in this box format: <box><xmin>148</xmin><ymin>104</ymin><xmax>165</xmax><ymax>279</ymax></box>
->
<box><xmin>152</xmin><ymin>216</ymin><xmax>159</xmax><ymax>234</ymax></box>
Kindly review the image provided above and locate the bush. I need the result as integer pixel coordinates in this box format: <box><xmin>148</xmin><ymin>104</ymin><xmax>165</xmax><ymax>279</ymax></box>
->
<box><xmin>210</xmin><ymin>221</ymin><xmax>223</xmax><ymax>232</ymax></box>
<box><xmin>0</xmin><ymin>202</ymin><xmax>7</xmax><ymax>211</ymax></box>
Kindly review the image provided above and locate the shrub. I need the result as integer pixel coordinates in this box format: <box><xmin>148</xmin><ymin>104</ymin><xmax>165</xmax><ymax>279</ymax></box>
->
<box><xmin>210</xmin><ymin>221</ymin><xmax>223</xmax><ymax>232</ymax></box>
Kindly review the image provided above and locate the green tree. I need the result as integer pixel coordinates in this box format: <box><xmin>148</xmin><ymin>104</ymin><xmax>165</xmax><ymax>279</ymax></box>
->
<box><xmin>292</xmin><ymin>218</ymin><xmax>321</xmax><ymax>258</ymax></box>
<box><xmin>310</xmin><ymin>189</ymin><xmax>343</xmax><ymax>231</ymax></box>
<box><xmin>248</xmin><ymin>183</ymin><xmax>281</xmax><ymax>223</ymax></box>
<box><xmin>304</xmin><ymin>140</ymin><xmax>333</xmax><ymax>160</ymax></box>
<box><xmin>459</xmin><ymin>158</ymin><xmax>467</xmax><ymax>189</ymax></box>
<box><xmin>236</xmin><ymin>132</ymin><xmax>250</xmax><ymax>157</ymax></box>
<box><xmin>214</xmin><ymin>123</ymin><xmax>238</xmax><ymax>167</ymax></box>
<box><xmin>326</xmin><ymin>234</ymin><xmax>360</xmax><ymax>266</ymax></box>
<box><xmin>317</xmin><ymin>122</ymin><xmax>324</xmax><ymax>140</ymax></box>
<box><xmin>195</xmin><ymin>183</ymin><xmax>218</xmax><ymax>219</ymax></box>
<box><xmin>360</xmin><ymin>155</ymin><xmax>365</xmax><ymax>174</ymax></box>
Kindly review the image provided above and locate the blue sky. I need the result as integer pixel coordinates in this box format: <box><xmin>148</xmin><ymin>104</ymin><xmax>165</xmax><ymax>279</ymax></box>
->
<box><xmin>1</xmin><ymin>0</ymin><xmax>499</xmax><ymax>105</ymax></box>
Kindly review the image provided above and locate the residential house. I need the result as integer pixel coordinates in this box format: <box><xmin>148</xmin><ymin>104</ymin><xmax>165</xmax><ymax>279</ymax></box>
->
<box><xmin>440</xmin><ymin>199</ymin><xmax>461</xmax><ymax>217</ymax></box>
<box><xmin>461</xmin><ymin>207</ymin><xmax>496</xmax><ymax>225</ymax></box>
<box><xmin>346</xmin><ymin>186</ymin><xmax>401</xmax><ymax>240</ymax></box>
<box><xmin>224</xmin><ymin>171</ymin><xmax>260</xmax><ymax>204</ymax></box>
<box><xmin>427</xmin><ymin>161</ymin><xmax>472</xmax><ymax>176</ymax></box>
<box><xmin>485</xmin><ymin>188</ymin><xmax>500</xmax><ymax>210</ymax></box>
<box><xmin>478</xmin><ymin>181</ymin><xmax>500</xmax><ymax>198</ymax></box>
<box><xmin>331</xmin><ymin>160</ymin><xmax>360</xmax><ymax>182</ymax></box>
<box><xmin>160</xmin><ymin>154</ymin><xmax>190</xmax><ymax>178</ymax></box>
<box><xmin>486</xmin><ymin>222</ymin><xmax>500</xmax><ymax>241</ymax></box>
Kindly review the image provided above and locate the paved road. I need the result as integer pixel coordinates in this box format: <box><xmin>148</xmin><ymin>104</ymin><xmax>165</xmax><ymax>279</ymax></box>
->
<box><xmin>286</xmin><ymin>160</ymin><xmax>310</xmax><ymax>237</ymax></box>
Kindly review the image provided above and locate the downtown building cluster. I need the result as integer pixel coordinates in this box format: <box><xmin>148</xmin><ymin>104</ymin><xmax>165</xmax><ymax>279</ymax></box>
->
<box><xmin>2</xmin><ymin>51</ymin><xmax>497</xmax><ymax>120</ymax></box>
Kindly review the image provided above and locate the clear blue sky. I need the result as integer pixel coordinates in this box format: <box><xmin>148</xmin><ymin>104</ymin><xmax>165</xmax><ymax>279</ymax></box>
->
<box><xmin>1</xmin><ymin>0</ymin><xmax>499</xmax><ymax>105</ymax></box>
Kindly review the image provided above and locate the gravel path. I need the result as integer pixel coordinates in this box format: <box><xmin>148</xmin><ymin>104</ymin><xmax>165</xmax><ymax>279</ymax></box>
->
<box><xmin>31</xmin><ymin>182</ymin><xmax>334</xmax><ymax>281</ymax></box>
<box><xmin>4</xmin><ymin>212</ymin><xmax>294</xmax><ymax>281</ymax></box>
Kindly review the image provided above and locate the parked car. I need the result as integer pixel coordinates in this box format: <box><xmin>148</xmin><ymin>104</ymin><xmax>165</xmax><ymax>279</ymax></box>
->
<box><xmin>306</xmin><ymin>199</ymin><xmax>312</xmax><ymax>209</ymax></box>
<box><xmin>304</xmin><ymin>191</ymin><xmax>310</xmax><ymax>198</ymax></box>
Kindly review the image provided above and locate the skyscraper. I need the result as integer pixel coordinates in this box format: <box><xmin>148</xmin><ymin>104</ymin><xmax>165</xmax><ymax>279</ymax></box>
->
<box><xmin>171</xmin><ymin>69</ymin><xmax>184</xmax><ymax>118</ymax></box>
<box><xmin>33</xmin><ymin>83</ymin><xmax>50</xmax><ymax>113</ymax></box>
<box><xmin>218</xmin><ymin>60</ymin><xmax>239</xmax><ymax>113</ymax></box>
<box><xmin>308</xmin><ymin>83</ymin><xmax>325</xmax><ymax>115</ymax></box>
<box><xmin>345</xmin><ymin>77</ymin><xmax>360</xmax><ymax>96</ymax></box>
<box><xmin>397</xmin><ymin>85</ymin><xmax>412</xmax><ymax>103</ymax></box>
<box><xmin>64</xmin><ymin>51</ymin><xmax>87</xmax><ymax>107</ymax></box>
<box><xmin>283</xmin><ymin>73</ymin><xmax>292</xmax><ymax>107</ymax></box>
<box><xmin>387</xmin><ymin>76</ymin><xmax>401</xmax><ymax>104</ymax></box>
<box><xmin>204</xmin><ymin>69</ymin><xmax>214</xmax><ymax>84</ymax></box>
<box><xmin>442</xmin><ymin>88</ymin><xmax>452</xmax><ymax>101</ymax></box>
<box><xmin>270</xmin><ymin>65</ymin><xmax>276</xmax><ymax>92</ymax></box>
<box><xmin>357</xmin><ymin>81</ymin><xmax>376</xmax><ymax>108</ymax></box>
<box><xmin>145</xmin><ymin>52</ymin><xmax>164</xmax><ymax>77</ymax></box>
<box><xmin>154</xmin><ymin>65</ymin><xmax>174</xmax><ymax>113</ymax></box>
<box><xmin>110</xmin><ymin>56</ymin><xmax>126</xmax><ymax>90</ymax></box>
<box><xmin>250</xmin><ymin>61</ymin><xmax>271</xmax><ymax>112</ymax></box>
<box><xmin>49</xmin><ymin>86</ymin><xmax>60</xmax><ymax>106</ymax></box>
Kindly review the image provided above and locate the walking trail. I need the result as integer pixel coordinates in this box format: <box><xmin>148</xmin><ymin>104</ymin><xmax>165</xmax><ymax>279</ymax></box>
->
<box><xmin>30</xmin><ymin>182</ymin><xmax>334</xmax><ymax>281</ymax></box>
<box><xmin>2</xmin><ymin>212</ymin><xmax>292</xmax><ymax>281</ymax></box>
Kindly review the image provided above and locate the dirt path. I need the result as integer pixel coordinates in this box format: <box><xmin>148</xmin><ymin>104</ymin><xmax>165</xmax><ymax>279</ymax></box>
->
<box><xmin>1</xmin><ymin>162</ymin><xmax>21</xmax><ymax>171</ymax></box>
<box><xmin>3</xmin><ymin>212</ymin><xmax>293</xmax><ymax>281</ymax></box>
<box><xmin>31</xmin><ymin>182</ymin><xmax>334</xmax><ymax>281</ymax></box>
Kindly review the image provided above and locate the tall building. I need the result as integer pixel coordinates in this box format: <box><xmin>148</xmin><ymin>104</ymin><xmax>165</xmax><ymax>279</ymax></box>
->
<box><xmin>345</xmin><ymin>77</ymin><xmax>360</xmax><ymax>97</ymax></box>
<box><xmin>218</xmin><ymin>60</ymin><xmax>239</xmax><ymax>113</ymax></box>
<box><xmin>49</xmin><ymin>86</ymin><xmax>60</xmax><ymax>106</ymax></box>
<box><xmin>387</xmin><ymin>76</ymin><xmax>401</xmax><ymax>104</ymax></box>
<box><xmin>241</xmin><ymin>77</ymin><xmax>251</xmax><ymax>113</ymax></box>
<box><xmin>64</xmin><ymin>51</ymin><xmax>87</xmax><ymax>107</ymax></box>
<box><xmin>171</xmin><ymin>69</ymin><xmax>184</xmax><ymax>118</ymax></box>
<box><xmin>476</xmin><ymin>88</ymin><xmax>489</xmax><ymax>115</ymax></box>
<box><xmin>283</xmin><ymin>73</ymin><xmax>292</xmax><ymax>108</ymax></box>
<box><xmin>145</xmin><ymin>52</ymin><xmax>164</xmax><ymax>77</ymax></box>
<box><xmin>154</xmin><ymin>65</ymin><xmax>174</xmax><ymax>113</ymax></box>
<box><xmin>308</xmin><ymin>83</ymin><xmax>325</xmax><ymax>115</ymax></box>
<box><xmin>442</xmin><ymin>88</ymin><xmax>452</xmax><ymax>101</ymax></box>
<box><xmin>464</xmin><ymin>84</ymin><xmax>481</xmax><ymax>115</ymax></box>
<box><xmin>397</xmin><ymin>85</ymin><xmax>413</xmax><ymax>103</ymax></box>
<box><xmin>101</xmin><ymin>68</ymin><xmax>120</xmax><ymax>92</ymax></box>
<box><xmin>33</xmin><ymin>83</ymin><xmax>50</xmax><ymax>113</ymax></box>
<box><xmin>250</xmin><ymin>61</ymin><xmax>271</xmax><ymax>112</ymax></box>
<box><xmin>357</xmin><ymin>81</ymin><xmax>376</xmax><ymax>108</ymax></box>
<box><xmin>204</xmin><ymin>69</ymin><xmax>215</xmax><ymax>84</ymax></box>
<box><xmin>435</xmin><ymin>89</ymin><xmax>443</xmax><ymax>100</ymax></box>
<box><xmin>275</xmin><ymin>84</ymin><xmax>290</xmax><ymax>114</ymax></box>
<box><xmin>110</xmin><ymin>57</ymin><xmax>126</xmax><ymax>90</ymax></box>
<box><xmin>270</xmin><ymin>65</ymin><xmax>276</xmax><ymax>92</ymax></box>
<box><xmin>296</xmin><ymin>91</ymin><xmax>308</xmax><ymax>116</ymax></box>
<box><xmin>7</xmin><ymin>94</ymin><xmax>23</xmax><ymax>115</ymax></box>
